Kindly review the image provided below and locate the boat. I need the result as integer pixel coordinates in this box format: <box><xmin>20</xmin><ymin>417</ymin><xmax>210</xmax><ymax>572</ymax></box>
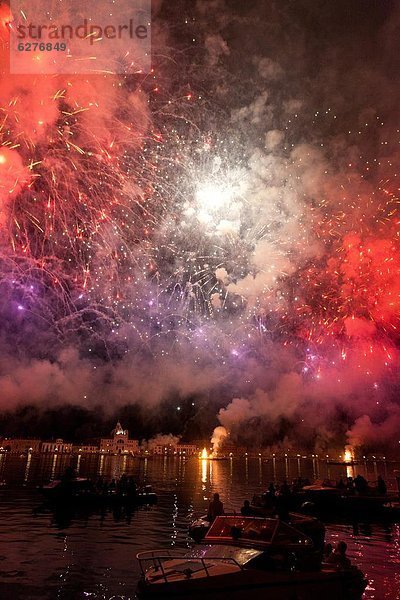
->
<box><xmin>239</xmin><ymin>481</ymin><xmax>398</xmax><ymax>520</ymax></box>
<box><xmin>299</xmin><ymin>484</ymin><xmax>396</xmax><ymax>515</ymax></box>
<box><xmin>136</xmin><ymin>515</ymin><xmax>367</xmax><ymax>599</ymax></box>
<box><xmin>40</xmin><ymin>478</ymin><xmax>157</xmax><ymax>506</ymax></box>
<box><xmin>189</xmin><ymin>511</ymin><xmax>325</xmax><ymax>547</ymax></box>
<box><xmin>380</xmin><ymin>501</ymin><xmax>400</xmax><ymax>520</ymax></box>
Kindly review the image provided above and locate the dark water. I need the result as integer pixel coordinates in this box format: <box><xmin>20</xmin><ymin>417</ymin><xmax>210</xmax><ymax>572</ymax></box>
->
<box><xmin>0</xmin><ymin>452</ymin><xmax>399</xmax><ymax>600</ymax></box>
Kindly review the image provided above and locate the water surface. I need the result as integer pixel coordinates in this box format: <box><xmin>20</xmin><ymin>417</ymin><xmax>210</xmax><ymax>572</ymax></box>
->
<box><xmin>0</xmin><ymin>453</ymin><xmax>399</xmax><ymax>599</ymax></box>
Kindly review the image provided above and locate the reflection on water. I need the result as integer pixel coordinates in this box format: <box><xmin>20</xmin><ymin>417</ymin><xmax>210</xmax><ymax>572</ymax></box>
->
<box><xmin>200</xmin><ymin>457</ymin><xmax>207</xmax><ymax>486</ymax></box>
<box><xmin>75</xmin><ymin>454</ymin><xmax>81</xmax><ymax>475</ymax></box>
<box><xmin>50</xmin><ymin>453</ymin><xmax>58</xmax><ymax>481</ymax></box>
<box><xmin>297</xmin><ymin>455</ymin><xmax>301</xmax><ymax>477</ymax></box>
<box><xmin>98</xmin><ymin>453</ymin><xmax>104</xmax><ymax>477</ymax></box>
<box><xmin>23</xmin><ymin>453</ymin><xmax>32</xmax><ymax>484</ymax></box>
<box><xmin>0</xmin><ymin>453</ymin><xmax>399</xmax><ymax>599</ymax></box>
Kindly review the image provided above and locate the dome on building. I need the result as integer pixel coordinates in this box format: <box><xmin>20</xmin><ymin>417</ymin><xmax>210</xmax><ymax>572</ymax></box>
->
<box><xmin>111</xmin><ymin>422</ymin><xmax>127</xmax><ymax>437</ymax></box>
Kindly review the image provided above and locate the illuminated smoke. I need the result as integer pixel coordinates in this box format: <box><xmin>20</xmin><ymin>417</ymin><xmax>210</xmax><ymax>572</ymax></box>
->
<box><xmin>211</xmin><ymin>425</ymin><xmax>228</xmax><ymax>454</ymax></box>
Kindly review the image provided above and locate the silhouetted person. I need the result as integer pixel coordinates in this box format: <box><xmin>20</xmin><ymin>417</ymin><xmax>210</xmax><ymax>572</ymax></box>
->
<box><xmin>117</xmin><ymin>474</ymin><xmax>128</xmax><ymax>494</ymax></box>
<box><xmin>207</xmin><ymin>493</ymin><xmax>224</xmax><ymax>521</ymax></box>
<box><xmin>253</xmin><ymin>493</ymin><xmax>263</xmax><ymax>507</ymax></box>
<box><xmin>241</xmin><ymin>500</ymin><xmax>252</xmax><ymax>516</ymax></box>
<box><xmin>60</xmin><ymin>466</ymin><xmax>76</xmax><ymax>486</ymax></box>
<box><xmin>346</xmin><ymin>477</ymin><xmax>355</xmax><ymax>493</ymax></box>
<box><xmin>268</xmin><ymin>482</ymin><xmax>276</xmax><ymax>497</ymax></box>
<box><xmin>327</xmin><ymin>541</ymin><xmax>351</xmax><ymax>569</ymax></box>
<box><xmin>337</xmin><ymin>477</ymin><xmax>346</xmax><ymax>489</ymax></box>
<box><xmin>292</xmin><ymin>478</ymin><xmax>302</xmax><ymax>493</ymax></box>
<box><xmin>127</xmin><ymin>476</ymin><xmax>137</xmax><ymax>496</ymax></box>
<box><xmin>324</xmin><ymin>542</ymin><xmax>333</xmax><ymax>560</ymax></box>
<box><xmin>377</xmin><ymin>475</ymin><xmax>387</xmax><ymax>495</ymax></box>
<box><xmin>354</xmin><ymin>474</ymin><xmax>368</xmax><ymax>495</ymax></box>
<box><xmin>276</xmin><ymin>483</ymin><xmax>291</xmax><ymax>521</ymax></box>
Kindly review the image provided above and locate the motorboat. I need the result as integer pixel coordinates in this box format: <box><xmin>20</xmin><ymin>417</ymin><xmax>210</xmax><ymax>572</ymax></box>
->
<box><xmin>136</xmin><ymin>515</ymin><xmax>367</xmax><ymax>599</ymax></box>
<box><xmin>40</xmin><ymin>478</ymin><xmax>157</xmax><ymax>506</ymax></box>
<box><xmin>300</xmin><ymin>483</ymin><xmax>395</xmax><ymax>515</ymax></box>
<box><xmin>189</xmin><ymin>511</ymin><xmax>325</xmax><ymax>547</ymax></box>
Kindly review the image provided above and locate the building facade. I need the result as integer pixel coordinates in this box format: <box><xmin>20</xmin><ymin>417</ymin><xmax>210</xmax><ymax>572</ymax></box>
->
<box><xmin>150</xmin><ymin>442</ymin><xmax>198</xmax><ymax>456</ymax></box>
<box><xmin>176</xmin><ymin>444</ymin><xmax>198</xmax><ymax>456</ymax></box>
<box><xmin>72</xmin><ymin>444</ymin><xmax>99</xmax><ymax>454</ymax></box>
<box><xmin>1</xmin><ymin>438</ymin><xmax>41</xmax><ymax>453</ymax></box>
<box><xmin>99</xmin><ymin>422</ymin><xmax>139</xmax><ymax>455</ymax></box>
<box><xmin>41</xmin><ymin>438</ymin><xmax>73</xmax><ymax>453</ymax></box>
<box><xmin>151</xmin><ymin>442</ymin><xmax>177</xmax><ymax>455</ymax></box>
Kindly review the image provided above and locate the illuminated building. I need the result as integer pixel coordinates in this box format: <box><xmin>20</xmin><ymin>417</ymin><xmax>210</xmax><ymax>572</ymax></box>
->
<box><xmin>176</xmin><ymin>443</ymin><xmax>198</xmax><ymax>456</ymax></box>
<box><xmin>99</xmin><ymin>422</ymin><xmax>139</xmax><ymax>455</ymax></box>
<box><xmin>2</xmin><ymin>438</ymin><xmax>41</xmax><ymax>453</ymax></box>
<box><xmin>41</xmin><ymin>438</ymin><xmax>73</xmax><ymax>453</ymax></box>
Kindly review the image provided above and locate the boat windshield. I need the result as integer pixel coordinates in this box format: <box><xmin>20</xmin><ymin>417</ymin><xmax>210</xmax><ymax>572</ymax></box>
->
<box><xmin>186</xmin><ymin>544</ymin><xmax>263</xmax><ymax>567</ymax></box>
<box><xmin>205</xmin><ymin>516</ymin><xmax>312</xmax><ymax>547</ymax></box>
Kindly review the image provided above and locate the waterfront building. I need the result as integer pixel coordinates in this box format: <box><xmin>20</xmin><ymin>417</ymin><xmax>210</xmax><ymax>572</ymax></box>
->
<box><xmin>41</xmin><ymin>438</ymin><xmax>73</xmax><ymax>453</ymax></box>
<box><xmin>1</xmin><ymin>438</ymin><xmax>41</xmax><ymax>453</ymax></box>
<box><xmin>216</xmin><ymin>441</ymin><xmax>247</xmax><ymax>456</ymax></box>
<box><xmin>151</xmin><ymin>442</ymin><xmax>177</xmax><ymax>455</ymax></box>
<box><xmin>72</xmin><ymin>444</ymin><xmax>99</xmax><ymax>454</ymax></box>
<box><xmin>176</xmin><ymin>443</ymin><xmax>198</xmax><ymax>456</ymax></box>
<box><xmin>99</xmin><ymin>422</ymin><xmax>139</xmax><ymax>455</ymax></box>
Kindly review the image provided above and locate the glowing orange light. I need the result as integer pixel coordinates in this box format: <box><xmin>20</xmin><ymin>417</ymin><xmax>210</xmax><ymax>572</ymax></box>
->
<box><xmin>201</xmin><ymin>447</ymin><xmax>208</xmax><ymax>459</ymax></box>
<box><xmin>344</xmin><ymin>447</ymin><xmax>354</xmax><ymax>463</ymax></box>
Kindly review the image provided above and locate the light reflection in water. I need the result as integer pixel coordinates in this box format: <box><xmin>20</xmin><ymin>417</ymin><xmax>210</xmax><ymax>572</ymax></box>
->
<box><xmin>0</xmin><ymin>453</ymin><xmax>398</xmax><ymax>600</ymax></box>
<box><xmin>23</xmin><ymin>452</ymin><xmax>32</xmax><ymax>484</ymax></box>
<box><xmin>200</xmin><ymin>458</ymin><xmax>208</xmax><ymax>500</ymax></box>
<box><xmin>171</xmin><ymin>494</ymin><xmax>178</xmax><ymax>546</ymax></box>
<box><xmin>200</xmin><ymin>458</ymin><xmax>207</xmax><ymax>485</ymax></box>
<box><xmin>110</xmin><ymin>455</ymin><xmax>123</xmax><ymax>480</ymax></box>
<box><xmin>56</xmin><ymin>535</ymin><xmax>71</xmax><ymax>598</ymax></box>
<box><xmin>98</xmin><ymin>454</ymin><xmax>104</xmax><ymax>476</ymax></box>
<box><xmin>373</xmin><ymin>459</ymin><xmax>378</xmax><ymax>480</ymax></box>
<box><xmin>50</xmin><ymin>453</ymin><xmax>58</xmax><ymax>480</ymax></box>
<box><xmin>312</xmin><ymin>456</ymin><xmax>320</xmax><ymax>479</ymax></box>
